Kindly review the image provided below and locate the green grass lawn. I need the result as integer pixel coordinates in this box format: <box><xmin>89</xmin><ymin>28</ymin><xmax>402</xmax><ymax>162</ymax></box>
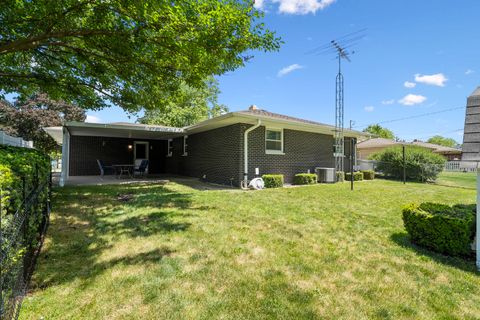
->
<box><xmin>436</xmin><ymin>171</ymin><xmax>477</xmax><ymax>189</ymax></box>
<box><xmin>20</xmin><ymin>179</ymin><xmax>480</xmax><ymax>320</ymax></box>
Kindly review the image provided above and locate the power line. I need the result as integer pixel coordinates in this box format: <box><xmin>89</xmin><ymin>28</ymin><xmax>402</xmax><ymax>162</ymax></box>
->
<box><xmin>352</xmin><ymin>106</ymin><xmax>466</xmax><ymax>129</ymax></box>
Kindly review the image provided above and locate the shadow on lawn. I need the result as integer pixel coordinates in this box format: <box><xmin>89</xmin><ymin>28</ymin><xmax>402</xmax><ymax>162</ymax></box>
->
<box><xmin>30</xmin><ymin>183</ymin><xmax>200</xmax><ymax>291</ymax></box>
<box><xmin>390</xmin><ymin>232</ymin><xmax>478</xmax><ymax>274</ymax></box>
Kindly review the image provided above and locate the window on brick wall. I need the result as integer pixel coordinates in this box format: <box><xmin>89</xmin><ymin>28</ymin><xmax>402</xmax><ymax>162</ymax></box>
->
<box><xmin>265</xmin><ymin>128</ymin><xmax>284</xmax><ymax>154</ymax></box>
<box><xmin>166</xmin><ymin>139</ymin><xmax>173</xmax><ymax>157</ymax></box>
<box><xmin>182</xmin><ymin>135</ymin><xmax>188</xmax><ymax>156</ymax></box>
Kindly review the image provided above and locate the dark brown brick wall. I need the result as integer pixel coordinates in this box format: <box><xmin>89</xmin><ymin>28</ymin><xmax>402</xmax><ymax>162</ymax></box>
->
<box><xmin>242</xmin><ymin>125</ymin><xmax>351</xmax><ymax>183</ymax></box>
<box><xmin>68</xmin><ymin>124</ymin><xmax>353</xmax><ymax>186</ymax></box>
<box><xmin>69</xmin><ymin>136</ymin><xmax>167</xmax><ymax>176</ymax></box>
<box><xmin>165</xmin><ymin>124</ymin><xmax>243</xmax><ymax>186</ymax></box>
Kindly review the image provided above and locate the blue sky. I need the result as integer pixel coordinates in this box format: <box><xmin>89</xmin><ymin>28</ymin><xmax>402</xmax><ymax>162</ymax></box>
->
<box><xmin>87</xmin><ymin>0</ymin><xmax>480</xmax><ymax>143</ymax></box>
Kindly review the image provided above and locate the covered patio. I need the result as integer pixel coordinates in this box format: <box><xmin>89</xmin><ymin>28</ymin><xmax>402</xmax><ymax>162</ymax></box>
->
<box><xmin>45</xmin><ymin>122</ymin><xmax>185</xmax><ymax>186</ymax></box>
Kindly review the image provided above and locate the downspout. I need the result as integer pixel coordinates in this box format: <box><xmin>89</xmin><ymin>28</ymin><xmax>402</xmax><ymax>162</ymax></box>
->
<box><xmin>243</xmin><ymin>119</ymin><xmax>262</xmax><ymax>186</ymax></box>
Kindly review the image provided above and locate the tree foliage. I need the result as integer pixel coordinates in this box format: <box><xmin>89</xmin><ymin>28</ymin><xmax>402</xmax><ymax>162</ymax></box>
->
<box><xmin>363</xmin><ymin>124</ymin><xmax>395</xmax><ymax>140</ymax></box>
<box><xmin>139</xmin><ymin>78</ymin><xmax>228</xmax><ymax>127</ymax></box>
<box><xmin>0</xmin><ymin>94</ymin><xmax>85</xmax><ymax>153</ymax></box>
<box><xmin>0</xmin><ymin>0</ymin><xmax>281</xmax><ymax>112</ymax></box>
<box><xmin>371</xmin><ymin>146</ymin><xmax>446</xmax><ymax>182</ymax></box>
<box><xmin>427</xmin><ymin>135</ymin><xmax>458</xmax><ymax>148</ymax></box>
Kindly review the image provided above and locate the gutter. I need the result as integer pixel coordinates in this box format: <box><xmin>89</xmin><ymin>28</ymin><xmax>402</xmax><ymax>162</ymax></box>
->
<box><xmin>243</xmin><ymin>119</ymin><xmax>262</xmax><ymax>185</ymax></box>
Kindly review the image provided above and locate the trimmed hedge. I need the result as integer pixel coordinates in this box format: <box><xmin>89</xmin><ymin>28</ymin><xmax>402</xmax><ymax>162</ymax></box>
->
<box><xmin>0</xmin><ymin>146</ymin><xmax>50</xmax><ymax>213</ymax></box>
<box><xmin>0</xmin><ymin>146</ymin><xmax>51</xmax><ymax>313</ymax></box>
<box><xmin>370</xmin><ymin>145</ymin><xmax>445</xmax><ymax>182</ymax></box>
<box><xmin>293</xmin><ymin>173</ymin><xmax>317</xmax><ymax>185</ymax></box>
<box><xmin>402</xmin><ymin>202</ymin><xmax>476</xmax><ymax>256</ymax></box>
<box><xmin>262</xmin><ymin>174</ymin><xmax>284</xmax><ymax>188</ymax></box>
<box><xmin>361</xmin><ymin>170</ymin><xmax>375</xmax><ymax>180</ymax></box>
<box><xmin>0</xmin><ymin>145</ymin><xmax>50</xmax><ymax>246</ymax></box>
<box><xmin>345</xmin><ymin>171</ymin><xmax>363</xmax><ymax>181</ymax></box>
<box><xmin>336</xmin><ymin>171</ymin><xmax>344</xmax><ymax>182</ymax></box>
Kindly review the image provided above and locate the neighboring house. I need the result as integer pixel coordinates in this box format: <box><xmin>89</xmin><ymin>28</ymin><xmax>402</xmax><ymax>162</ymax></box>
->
<box><xmin>410</xmin><ymin>140</ymin><xmax>462</xmax><ymax>161</ymax></box>
<box><xmin>357</xmin><ymin>137</ymin><xmax>462</xmax><ymax>160</ymax></box>
<box><xmin>356</xmin><ymin>138</ymin><xmax>400</xmax><ymax>160</ymax></box>
<box><xmin>45</xmin><ymin>106</ymin><xmax>366</xmax><ymax>187</ymax></box>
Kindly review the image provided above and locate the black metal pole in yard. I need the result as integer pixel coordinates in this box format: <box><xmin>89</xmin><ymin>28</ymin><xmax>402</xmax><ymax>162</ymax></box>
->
<box><xmin>350</xmin><ymin>138</ymin><xmax>355</xmax><ymax>191</ymax></box>
<box><xmin>402</xmin><ymin>145</ymin><xmax>406</xmax><ymax>184</ymax></box>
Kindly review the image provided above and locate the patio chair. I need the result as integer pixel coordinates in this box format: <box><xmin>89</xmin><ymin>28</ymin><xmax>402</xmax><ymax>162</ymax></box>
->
<box><xmin>134</xmin><ymin>159</ymin><xmax>149</xmax><ymax>177</ymax></box>
<box><xmin>97</xmin><ymin>159</ymin><xmax>115</xmax><ymax>177</ymax></box>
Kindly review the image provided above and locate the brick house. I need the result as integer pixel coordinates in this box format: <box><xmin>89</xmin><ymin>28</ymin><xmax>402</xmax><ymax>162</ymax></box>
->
<box><xmin>46</xmin><ymin>106</ymin><xmax>366</xmax><ymax>187</ymax></box>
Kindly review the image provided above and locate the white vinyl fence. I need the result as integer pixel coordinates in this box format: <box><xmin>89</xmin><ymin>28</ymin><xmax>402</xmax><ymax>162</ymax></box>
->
<box><xmin>0</xmin><ymin>130</ymin><xmax>33</xmax><ymax>148</ymax></box>
<box><xmin>444</xmin><ymin>161</ymin><xmax>477</xmax><ymax>172</ymax></box>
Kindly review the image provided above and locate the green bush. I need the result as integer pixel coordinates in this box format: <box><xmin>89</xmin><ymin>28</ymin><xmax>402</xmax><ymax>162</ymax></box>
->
<box><xmin>262</xmin><ymin>174</ymin><xmax>284</xmax><ymax>188</ymax></box>
<box><xmin>345</xmin><ymin>171</ymin><xmax>363</xmax><ymax>181</ymax></box>
<box><xmin>293</xmin><ymin>173</ymin><xmax>317</xmax><ymax>185</ymax></box>
<box><xmin>402</xmin><ymin>202</ymin><xmax>476</xmax><ymax>256</ymax></box>
<box><xmin>0</xmin><ymin>146</ymin><xmax>50</xmax><ymax>264</ymax></box>
<box><xmin>336</xmin><ymin>171</ymin><xmax>344</xmax><ymax>182</ymax></box>
<box><xmin>361</xmin><ymin>170</ymin><xmax>375</xmax><ymax>180</ymax></box>
<box><xmin>370</xmin><ymin>146</ymin><xmax>445</xmax><ymax>182</ymax></box>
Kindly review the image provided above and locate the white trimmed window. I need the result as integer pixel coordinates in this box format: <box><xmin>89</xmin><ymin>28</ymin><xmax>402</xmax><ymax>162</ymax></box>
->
<box><xmin>182</xmin><ymin>135</ymin><xmax>188</xmax><ymax>156</ymax></box>
<box><xmin>166</xmin><ymin>139</ymin><xmax>173</xmax><ymax>157</ymax></box>
<box><xmin>265</xmin><ymin>128</ymin><xmax>284</xmax><ymax>154</ymax></box>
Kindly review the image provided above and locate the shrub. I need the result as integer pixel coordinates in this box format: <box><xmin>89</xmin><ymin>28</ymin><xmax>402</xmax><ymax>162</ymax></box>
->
<box><xmin>0</xmin><ymin>145</ymin><xmax>50</xmax><ymax>243</ymax></box>
<box><xmin>262</xmin><ymin>174</ymin><xmax>284</xmax><ymax>188</ymax></box>
<box><xmin>336</xmin><ymin>171</ymin><xmax>344</xmax><ymax>182</ymax></box>
<box><xmin>293</xmin><ymin>173</ymin><xmax>317</xmax><ymax>185</ymax></box>
<box><xmin>345</xmin><ymin>171</ymin><xmax>363</xmax><ymax>181</ymax></box>
<box><xmin>402</xmin><ymin>202</ymin><xmax>476</xmax><ymax>256</ymax></box>
<box><xmin>370</xmin><ymin>145</ymin><xmax>445</xmax><ymax>182</ymax></box>
<box><xmin>361</xmin><ymin>170</ymin><xmax>375</xmax><ymax>180</ymax></box>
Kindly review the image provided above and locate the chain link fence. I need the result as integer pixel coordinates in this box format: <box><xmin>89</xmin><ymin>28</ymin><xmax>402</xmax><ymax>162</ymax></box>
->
<box><xmin>357</xmin><ymin>159</ymin><xmax>478</xmax><ymax>189</ymax></box>
<box><xmin>0</xmin><ymin>169</ymin><xmax>51</xmax><ymax>320</ymax></box>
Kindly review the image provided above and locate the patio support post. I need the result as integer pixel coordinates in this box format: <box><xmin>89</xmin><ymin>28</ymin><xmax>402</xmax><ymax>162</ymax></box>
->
<box><xmin>60</xmin><ymin>127</ymin><xmax>70</xmax><ymax>187</ymax></box>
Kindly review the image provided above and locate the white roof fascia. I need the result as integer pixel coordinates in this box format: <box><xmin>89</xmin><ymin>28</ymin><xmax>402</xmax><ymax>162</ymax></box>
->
<box><xmin>65</xmin><ymin>121</ymin><xmax>184</xmax><ymax>133</ymax></box>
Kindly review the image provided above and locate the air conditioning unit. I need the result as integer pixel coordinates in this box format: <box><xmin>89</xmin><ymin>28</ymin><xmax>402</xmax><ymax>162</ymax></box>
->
<box><xmin>315</xmin><ymin>167</ymin><xmax>336</xmax><ymax>183</ymax></box>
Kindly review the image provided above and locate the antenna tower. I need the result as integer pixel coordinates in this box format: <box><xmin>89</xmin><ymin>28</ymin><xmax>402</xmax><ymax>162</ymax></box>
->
<box><xmin>307</xmin><ymin>29</ymin><xmax>365</xmax><ymax>176</ymax></box>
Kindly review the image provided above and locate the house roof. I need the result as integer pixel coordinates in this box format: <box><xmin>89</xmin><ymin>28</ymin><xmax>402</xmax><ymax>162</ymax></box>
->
<box><xmin>357</xmin><ymin>138</ymin><xmax>402</xmax><ymax>149</ymax></box>
<box><xmin>236</xmin><ymin>109</ymin><xmax>333</xmax><ymax>127</ymax></box>
<box><xmin>187</xmin><ymin>107</ymin><xmax>367</xmax><ymax>138</ymax></box>
<box><xmin>469</xmin><ymin>86</ymin><xmax>480</xmax><ymax>97</ymax></box>
<box><xmin>45</xmin><ymin>107</ymin><xmax>367</xmax><ymax>144</ymax></box>
<box><xmin>410</xmin><ymin>141</ymin><xmax>462</xmax><ymax>154</ymax></box>
<box><xmin>357</xmin><ymin>138</ymin><xmax>461</xmax><ymax>154</ymax></box>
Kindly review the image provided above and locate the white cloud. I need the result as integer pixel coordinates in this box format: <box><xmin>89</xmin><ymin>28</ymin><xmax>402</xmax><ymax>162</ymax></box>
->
<box><xmin>381</xmin><ymin>99</ymin><xmax>395</xmax><ymax>105</ymax></box>
<box><xmin>404</xmin><ymin>81</ymin><xmax>416</xmax><ymax>88</ymax></box>
<box><xmin>257</xmin><ymin>0</ymin><xmax>335</xmax><ymax>14</ymax></box>
<box><xmin>85</xmin><ymin>115</ymin><xmax>102</xmax><ymax>123</ymax></box>
<box><xmin>414</xmin><ymin>73</ymin><xmax>448</xmax><ymax>87</ymax></box>
<box><xmin>398</xmin><ymin>94</ymin><xmax>427</xmax><ymax>106</ymax></box>
<box><xmin>465</xmin><ymin>69</ymin><xmax>475</xmax><ymax>75</ymax></box>
<box><xmin>254</xmin><ymin>0</ymin><xmax>265</xmax><ymax>9</ymax></box>
<box><xmin>277</xmin><ymin>64</ymin><xmax>304</xmax><ymax>77</ymax></box>
<box><xmin>364</xmin><ymin>106</ymin><xmax>374</xmax><ymax>112</ymax></box>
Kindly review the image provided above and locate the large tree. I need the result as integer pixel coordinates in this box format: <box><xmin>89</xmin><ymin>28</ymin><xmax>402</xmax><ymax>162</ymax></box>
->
<box><xmin>363</xmin><ymin>124</ymin><xmax>395</xmax><ymax>140</ymax></box>
<box><xmin>0</xmin><ymin>93</ymin><xmax>86</xmax><ymax>153</ymax></box>
<box><xmin>0</xmin><ymin>0</ymin><xmax>280</xmax><ymax>112</ymax></box>
<box><xmin>139</xmin><ymin>78</ymin><xmax>227</xmax><ymax>127</ymax></box>
<box><xmin>427</xmin><ymin>135</ymin><xmax>458</xmax><ymax>148</ymax></box>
